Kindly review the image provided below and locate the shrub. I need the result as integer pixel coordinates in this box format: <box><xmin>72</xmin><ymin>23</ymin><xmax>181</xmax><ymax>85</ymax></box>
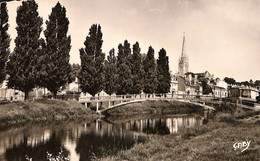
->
<box><xmin>219</xmin><ymin>116</ymin><xmax>238</xmax><ymax>124</ymax></box>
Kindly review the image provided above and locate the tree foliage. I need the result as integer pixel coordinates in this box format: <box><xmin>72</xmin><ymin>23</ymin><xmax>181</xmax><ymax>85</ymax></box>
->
<box><xmin>116</xmin><ymin>40</ymin><xmax>132</xmax><ymax>95</ymax></box>
<box><xmin>70</xmin><ymin>63</ymin><xmax>80</xmax><ymax>82</ymax></box>
<box><xmin>104</xmin><ymin>48</ymin><xmax>117</xmax><ymax>95</ymax></box>
<box><xmin>7</xmin><ymin>0</ymin><xmax>43</xmax><ymax>99</ymax></box>
<box><xmin>156</xmin><ymin>48</ymin><xmax>171</xmax><ymax>93</ymax></box>
<box><xmin>40</xmin><ymin>2</ymin><xmax>71</xmax><ymax>96</ymax></box>
<box><xmin>79</xmin><ymin>24</ymin><xmax>105</xmax><ymax>96</ymax></box>
<box><xmin>199</xmin><ymin>77</ymin><xmax>212</xmax><ymax>94</ymax></box>
<box><xmin>224</xmin><ymin>77</ymin><xmax>236</xmax><ymax>85</ymax></box>
<box><xmin>143</xmin><ymin>46</ymin><xmax>157</xmax><ymax>94</ymax></box>
<box><xmin>241</xmin><ymin>81</ymin><xmax>251</xmax><ymax>86</ymax></box>
<box><xmin>129</xmin><ymin>42</ymin><xmax>144</xmax><ymax>94</ymax></box>
<box><xmin>255</xmin><ymin>80</ymin><xmax>260</xmax><ymax>86</ymax></box>
<box><xmin>0</xmin><ymin>3</ymin><xmax>11</xmax><ymax>84</ymax></box>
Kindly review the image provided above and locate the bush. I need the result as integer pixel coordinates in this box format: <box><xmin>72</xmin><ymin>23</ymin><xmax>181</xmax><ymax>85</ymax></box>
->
<box><xmin>219</xmin><ymin>116</ymin><xmax>238</xmax><ymax>124</ymax></box>
<box><xmin>210</xmin><ymin>101</ymin><xmax>237</xmax><ymax>114</ymax></box>
<box><xmin>236</xmin><ymin>111</ymin><xmax>260</xmax><ymax>119</ymax></box>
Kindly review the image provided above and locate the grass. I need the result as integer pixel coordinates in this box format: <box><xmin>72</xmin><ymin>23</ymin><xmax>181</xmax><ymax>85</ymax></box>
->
<box><xmin>104</xmin><ymin>100</ymin><xmax>204</xmax><ymax>117</ymax></box>
<box><xmin>0</xmin><ymin>99</ymin><xmax>100</xmax><ymax>129</ymax></box>
<box><xmin>101</xmin><ymin>120</ymin><xmax>260</xmax><ymax>161</ymax></box>
<box><xmin>100</xmin><ymin>102</ymin><xmax>260</xmax><ymax>161</ymax></box>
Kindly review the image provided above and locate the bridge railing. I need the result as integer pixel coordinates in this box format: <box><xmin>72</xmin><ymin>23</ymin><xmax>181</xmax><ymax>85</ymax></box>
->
<box><xmin>78</xmin><ymin>93</ymin><xmax>200</xmax><ymax>103</ymax></box>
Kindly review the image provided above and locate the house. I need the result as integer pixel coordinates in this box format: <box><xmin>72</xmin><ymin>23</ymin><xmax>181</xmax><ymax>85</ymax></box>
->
<box><xmin>80</xmin><ymin>90</ymin><xmax>110</xmax><ymax>98</ymax></box>
<box><xmin>186</xmin><ymin>84</ymin><xmax>202</xmax><ymax>96</ymax></box>
<box><xmin>170</xmin><ymin>75</ymin><xmax>178</xmax><ymax>95</ymax></box>
<box><xmin>0</xmin><ymin>79</ymin><xmax>24</xmax><ymax>101</ymax></box>
<box><xmin>212</xmin><ymin>85</ymin><xmax>227</xmax><ymax>98</ymax></box>
<box><xmin>64</xmin><ymin>77</ymin><xmax>80</xmax><ymax>93</ymax></box>
<box><xmin>229</xmin><ymin>86</ymin><xmax>259</xmax><ymax>102</ymax></box>
<box><xmin>184</xmin><ymin>71</ymin><xmax>216</xmax><ymax>96</ymax></box>
<box><xmin>185</xmin><ymin>71</ymin><xmax>214</xmax><ymax>85</ymax></box>
<box><xmin>0</xmin><ymin>76</ymin><xmax>46</xmax><ymax>101</ymax></box>
<box><xmin>211</xmin><ymin>78</ymin><xmax>228</xmax><ymax>98</ymax></box>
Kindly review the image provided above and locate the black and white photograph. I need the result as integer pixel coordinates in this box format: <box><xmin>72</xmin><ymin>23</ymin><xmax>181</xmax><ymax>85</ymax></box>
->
<box><xmin>0</xmin><ymin>0</ymin><xmax>260</xmax><ymax>160</ymax></box>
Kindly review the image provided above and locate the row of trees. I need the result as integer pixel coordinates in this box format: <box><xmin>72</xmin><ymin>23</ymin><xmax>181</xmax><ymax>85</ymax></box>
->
<box><xmin>224</xmin><ymin>77</ymin><xmax>260</xmax><ymax>87</ymax></box>
<box><xmin>1</xmin><ymin>1</ymin><xmax>71</xmax><ymax>99</ymax></box>
<box><xmin>79</xmin><ymin>24</ymin><xmax>171</xmax><ymax>96</ymax></box>
<box><xmin>0</xmin><ymin>0</ymin><xmax>171</xmax><ymax>99</ymax></box>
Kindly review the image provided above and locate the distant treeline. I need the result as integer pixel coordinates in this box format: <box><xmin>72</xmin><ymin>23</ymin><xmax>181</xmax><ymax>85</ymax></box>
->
<box><xmin>0</xmin><ymin>1</ymin><xmax>171</xmax><ymax>100</ymax></box>
<box><xmin>224</xmin><ymin>77</ymin><xmax>260</xmax><ymax>87</ymax></box>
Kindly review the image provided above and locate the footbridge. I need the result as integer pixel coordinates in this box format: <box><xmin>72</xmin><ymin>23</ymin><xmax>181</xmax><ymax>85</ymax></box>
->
<box><xmin>78</xmin><ymin>94</ymin><xmax>215</xmax><ymax>113</ymax></box>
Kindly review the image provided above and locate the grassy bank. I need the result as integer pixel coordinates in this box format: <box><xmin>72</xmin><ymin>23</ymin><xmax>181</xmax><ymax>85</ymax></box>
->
<box><xmin>104</xmin><ymin>100</ymin><xmax>205</xmax><ymax>117</ymax></box>
<box><xmin>100</xmin><ymin>103</ymin><xmax>260</xmax><ymax>161</ymax></box>
<box><xmin>102</xmin><ymin>122</ymin><xmax>260</xmax><ymax>161</ymax></box>
<box><xmin>0</xmin><ymin>99</ymin><xmax>100</xmax><ymax>129</ymax></box>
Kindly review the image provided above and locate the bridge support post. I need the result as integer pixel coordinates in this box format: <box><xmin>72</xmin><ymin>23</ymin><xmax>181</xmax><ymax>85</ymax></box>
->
<box><xmin>85</xmin><ymin>102</ymin><xmax>88</xmax><ymax>108</ymax></box>
<box><xmin>96</xmin><ymin>102</ymin><xmax>99</xmax><ymax>112</ymax></box>
<box><xmin>108</xmin><ymin>101</ymin><xmax>110</xmax><ymax>107</ymax></box>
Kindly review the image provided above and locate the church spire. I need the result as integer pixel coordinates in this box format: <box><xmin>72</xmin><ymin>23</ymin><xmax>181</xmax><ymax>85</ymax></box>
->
<box><xmin>181</xmin><ymin>32</ymin><xmax>186</xmax><ymax>57</ymax></box>
<box><xmin>178</xmin><ymin>32</ymin><xmax>189</xmax><ymax>76</ymax></box>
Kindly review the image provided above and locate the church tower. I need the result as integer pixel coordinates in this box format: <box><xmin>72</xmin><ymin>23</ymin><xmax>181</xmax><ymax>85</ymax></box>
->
<box><xmin>178</xmin><ymin>33</ymin><xmax>189</xmax><ymax>76</ymax></box>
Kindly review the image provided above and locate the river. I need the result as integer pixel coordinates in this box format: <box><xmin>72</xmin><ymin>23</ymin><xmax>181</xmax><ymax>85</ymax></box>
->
<box><xmin>0</xmin><ymin>114</ymin><xmax>204</xmax><ymax>161</ymax></box>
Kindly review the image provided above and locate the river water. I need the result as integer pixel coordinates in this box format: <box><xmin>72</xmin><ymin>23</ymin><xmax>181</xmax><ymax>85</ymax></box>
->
<box><xmin>0</xmin><ymin>114</ymin><xmax>204</xmax><ymax>161</ymax></box>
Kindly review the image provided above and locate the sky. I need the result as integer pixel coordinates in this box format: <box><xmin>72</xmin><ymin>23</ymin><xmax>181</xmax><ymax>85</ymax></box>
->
<box><xmin>5</xmin><ymin>0</ymin><xmax>260</xmax><ymax>82</ymax></box>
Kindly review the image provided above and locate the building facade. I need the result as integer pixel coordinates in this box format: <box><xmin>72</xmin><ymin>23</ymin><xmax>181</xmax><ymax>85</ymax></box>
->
<box><xmin>229</xmin><ymin>86</ymin><xmax>259</xmax><ymax>101</ymax></box>
<box><xmin>170</xmin><ymin>75</ymin><xmax>178</xmax><ymax>94</ymax></box>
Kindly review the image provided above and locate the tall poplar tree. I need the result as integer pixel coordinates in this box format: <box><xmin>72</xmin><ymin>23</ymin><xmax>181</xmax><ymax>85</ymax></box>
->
<box><xmin>129</xmin><ymin>42</ymin><xmax>144</xmax><ymax>94</ymax></box>
<box><xmin>0</xmin><ymin>3</ymin><xmax>11</xmax><ymax>84</ymax></box>
<box><xmin>116</xmin><ymin>40</ymin><xmax>132</xmax><ymax>95</ymax></box>
<box><xmin>143</xmin><ymin>46</ymin><xmax>158</xmax><ymax>94</ymax></box>
<box><xmin>104</xmin><ymin>48</ymin><xmax>117</xmax><ymax>95</ymax></box>
<box><xmin>41</xmin><ymin>2</ymin><xmax>71</xmax><ymax>96</ymax></box>
<box><xmin>79</xmin><ymin>24</ymin><xmax>105</xmax><ymax>96</ymax></box>
<box><xmin>156</xmin><ymin>48</ymin><xmax>171</xmax><ymax>94</ymax></box>
<box><xmin>7</xmin><ymin>0</ymin><xmax>42</xmax><ymax>100</ymax></box>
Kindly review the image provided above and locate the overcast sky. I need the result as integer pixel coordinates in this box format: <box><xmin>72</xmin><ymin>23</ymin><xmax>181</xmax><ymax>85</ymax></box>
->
<box><xmin>5</xmin><ymin>0</ymin><xmax>260</xmax><ymax>82</ymax></box>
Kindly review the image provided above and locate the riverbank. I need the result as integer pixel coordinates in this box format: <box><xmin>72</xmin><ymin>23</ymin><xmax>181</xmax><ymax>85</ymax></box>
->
<box><xmin>0</xmin><ymin>99</ymin><xmax>101</xmax><ymax>130</ymax></box>
<box><xmin>103</xmin><ymin>100</ymin><xmax>205</xmax><ymax>117</ymax></box>
<box><xmin>101</xmin><ymin>104</ymin><xmax>260</xmax><ymax>160</ymax></box>
<box><xmin>0</xmin><ymin>99</ymin><xmax>206</xmax><ymax>130</ymax></box>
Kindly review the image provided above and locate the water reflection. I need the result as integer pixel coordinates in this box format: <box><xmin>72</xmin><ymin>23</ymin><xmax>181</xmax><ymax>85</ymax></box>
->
<box><xmin>5</xmin><ymin>132</ymin><xmax>69</xmax><ymax>161</ymax></box>
<box><xmin>117</xmin><ymin>115</ymin><xmax>202</xmax><ymax>135</ymax></box>
<box><xmin>0</xmin><ymin>114</ymin><xmax>203</xmax><ymax>161</ymax></box>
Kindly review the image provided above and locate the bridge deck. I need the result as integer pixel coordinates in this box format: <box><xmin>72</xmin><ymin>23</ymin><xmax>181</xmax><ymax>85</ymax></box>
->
<box><xmin>99</xmin><ymin>98</ymin><xmax>215</xmax><ymax>113</ymax></box>
<box><xmin>99</xmin><ymin>99</ymin><xmax>147</xmax><ymax>113</ymax></box>
<box><xmin>79</xmin><ymin>94</ymin><xmax>258</xmax><ymax>113</ymax></box>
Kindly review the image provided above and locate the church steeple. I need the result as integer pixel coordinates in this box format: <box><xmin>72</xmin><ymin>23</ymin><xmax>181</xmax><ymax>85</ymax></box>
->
<box><xmin>178</xmin><ymin>32</ymin><xmax>189</xmax><ymax>76</ymax></box>
<box><xmin>181</xmin><ymin>32</ymin><xmax>186</xmax><ymax>57</ymax></box>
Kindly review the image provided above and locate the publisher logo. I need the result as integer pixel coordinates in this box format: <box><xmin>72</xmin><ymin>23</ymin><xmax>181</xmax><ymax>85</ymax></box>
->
<box><xmin>233</xmin><ymin>141</ymin><xmax>251</xmax><ymax>152</ymax></box>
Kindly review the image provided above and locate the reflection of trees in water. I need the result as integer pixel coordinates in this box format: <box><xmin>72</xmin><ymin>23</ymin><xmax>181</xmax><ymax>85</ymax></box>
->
<box><xmin>142</xmin><ymin>119</ymin><xmax>170</xmax><ymax>135</ymax></box>
<box><xmin>129</xmin><ymin>116</ymin><xmax>202</xmax><ymax>135</ymax></box>
<box><xmin>5</xmin><ymin>132</ymin><xmax>69</xmax><ymax>161</ymax></box>
<box><xmin>75</xmin><ymin>131</ymin><xmax>144</xmax><ymax>161</ymax></box>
